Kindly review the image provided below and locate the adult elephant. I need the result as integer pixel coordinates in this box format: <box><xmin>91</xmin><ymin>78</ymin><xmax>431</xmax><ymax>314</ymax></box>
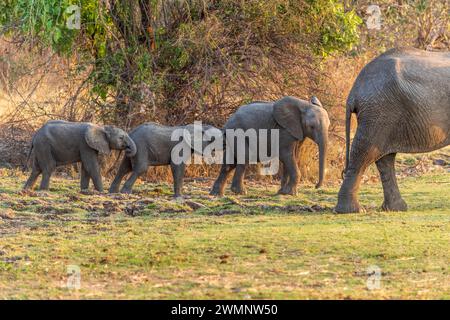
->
<box><xmin>24</xmin><ymin>120</ymin><xmax>137</xmax><ymax>192</ymax></box>
<box><xmin>210</xmin><ymin>96</ymin><xmax>330</xmax><ymax>196</ymax></box>
<box><xmin>335</xmin><ymin>48</ymin><xmax>449</xmax><ymax>213</ymax></box>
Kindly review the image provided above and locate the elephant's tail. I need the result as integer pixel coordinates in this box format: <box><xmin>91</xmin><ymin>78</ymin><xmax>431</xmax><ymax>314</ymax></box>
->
<box><xmin>342</xmin><ymin>99</ymin><xmax>354</xmax><ymax>179</ymax></box>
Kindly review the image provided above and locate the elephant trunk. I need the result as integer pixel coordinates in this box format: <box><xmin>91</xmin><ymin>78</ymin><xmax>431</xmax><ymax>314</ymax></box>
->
<box><xmin>125</xmin><ymin>136</ymin><xmax>137</xmax><ymax>157</ymax></box>
<box><xmin>315</xmin><ymin>131</ymin><xmax>328</xmax><ymax>189</ymax></box>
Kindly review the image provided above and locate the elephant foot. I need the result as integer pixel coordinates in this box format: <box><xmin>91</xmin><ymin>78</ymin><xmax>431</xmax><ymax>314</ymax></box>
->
<box><xmin>173</xmin><ymin>195</ymin><xmax>184</xmax><ymax>202</ymax></box>
<box><xmin>209</xmin><ymin>188</ymin><xmax>224</xmax><ymax>196</ymax></box>
<box><xmin>334</xmin><ymin>199</ymin><xmax>362</xmax><ymax>214</ymax></box>
<box><xmin>108</xmin><ymin>186</ymin><xmax>120</xmax><ymax>194</ymax></box>
<box><xmin>120</xmin><ymin>188</ymin><xmax>133</xmax><ymax>194</ymax></box>
<box><xmin>381</xmin><ymin>198</ymin><xmax>407</xmax><ymax>212</ymax></box>
<box><xmin>335</xmin><ymin>190</ymin><xmax>364</xmax><ymax>213</ymax></box>
<box><xmin>277</xmin><ymin>187</ymin><xmax>297</xmax><ymax>196</ymax></box>
<box><xmin>230</xmin><ymin>185</ymin><xmax>247</xmax><ymax>195</ymax></box>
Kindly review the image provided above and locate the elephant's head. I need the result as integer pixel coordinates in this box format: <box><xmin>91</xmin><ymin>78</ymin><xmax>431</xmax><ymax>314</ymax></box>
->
<box><xmin>273</xmin><ymin>96</ymin><xmax>330</xmax><ymax>188</ymax></box>
<box><xmin>85</xmin><ymin>125</ymin><xmax>137</xmax><ymax>157</ymax></box>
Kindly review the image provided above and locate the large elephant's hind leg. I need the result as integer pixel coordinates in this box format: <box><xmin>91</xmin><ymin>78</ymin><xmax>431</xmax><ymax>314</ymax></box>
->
<box><xmin>109</xmin><ymin>156</ymin><xmax>132</xmax><ymax>193</ymax></box>
<box><xmin>230</xmin><ymin>164</ymin><xmax>247</xmax><ymax>195</ymax></box>
<box><xmin>335</xmin><ymin>134</ymin><xmax>381</xmax><ymax>213</ymax></box>
<box><xmin>376</xmin><ymin>153</ymin><xmax>407</xmax><ymax>211</ymax></box>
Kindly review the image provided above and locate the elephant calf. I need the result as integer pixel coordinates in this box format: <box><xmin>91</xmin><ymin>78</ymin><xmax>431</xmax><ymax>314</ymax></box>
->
<box><xmin>24</xmin><ymin>120</ymin><xmax>136</xmax><ymax>192</ymax></box>
<box><xmin>210</xmin><ymin>96</ymin><xmax>330</xmax><ymax>196</ymax></box>
<box><xmin>109</xmin><ymin>122</ymin><xmax>221</xmax><ymax>197</ymax></box>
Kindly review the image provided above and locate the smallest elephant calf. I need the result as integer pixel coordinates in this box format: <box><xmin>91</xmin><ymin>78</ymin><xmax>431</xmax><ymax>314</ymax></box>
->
<box><xmin>24</xmin><ymin>120</ymin><xmax>137</xmax><ymax>192</ymax></box>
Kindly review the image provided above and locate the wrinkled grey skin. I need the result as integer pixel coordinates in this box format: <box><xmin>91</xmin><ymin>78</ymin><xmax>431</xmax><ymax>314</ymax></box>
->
<box><xmin>210</xmin><ymin>96</ymin><xmax>330</xmax><ymax>196</ymax></box>
<box><xmin>109</xmin><ymin>122</ymin><xmax>220</xmax><ymax>197</ymax></box>
<box><xmin>336</xmin><ymin>48</ymin><xmax>450</xmax><ymax>213</ymax></box>
<box><xmin>24</xmin><ymin>120</ymin><xmax>137</xmax><ymax>192</ymax></box>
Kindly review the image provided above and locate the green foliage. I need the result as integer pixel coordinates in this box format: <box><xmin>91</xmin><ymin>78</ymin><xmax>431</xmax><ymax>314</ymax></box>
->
<box><xmin>304</xmin><ymin>0</ymin><xmax>363</xmax><ymax>56</ymax></box>
<box><xmin>2</xmin><ymin>0</ymin><xmax>73</xmax><ymax>53</ymax></box>
<box><xmin>211</xmin><ymin>0</ymin><xmax>362</xmax><ymax>56</ymax></box>
<box><xmin>0</xmin><ymin>0</ymin><xmax>111</xmax><ymax>55</ymax></box>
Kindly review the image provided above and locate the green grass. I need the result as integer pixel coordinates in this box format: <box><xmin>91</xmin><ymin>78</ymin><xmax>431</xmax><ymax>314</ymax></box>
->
<box><xmin>0</xmin><ymin>169</ymin><xmax>448</xmax><ymax>299</ymax></box>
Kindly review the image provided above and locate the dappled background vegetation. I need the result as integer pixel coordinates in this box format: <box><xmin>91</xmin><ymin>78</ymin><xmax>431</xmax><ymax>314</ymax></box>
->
<box><xmin>0</xmin><ymin>0</ymin><xmax>448</xmax><ymax>183</ymax></box>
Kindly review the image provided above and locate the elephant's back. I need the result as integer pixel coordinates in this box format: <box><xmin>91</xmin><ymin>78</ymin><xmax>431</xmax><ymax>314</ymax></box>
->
<box><xmin>380</xmin><ymin>47</ymin><xmax>450</xmax><ymax>65</ymax></box>
<box><xmin>128</xmin><ymin>122</ymin><xmax>176</xmax><ymax>164</ymax></box>
<box><xmin>347</xmin><ymin>47</ymin><xmax>450</xmax><ymax>114</ymax></box>
<box><xmin>225</xmin><ymin>102</ymin><xmax>275</xmax><ymax>130</ymax></box>
<box><xmin>348</xmin><ymin>48</ymin><xmax>449</xmax><ymax>152</ymax></box>
<box><xmin>129</xmin><ymin>123</ymin><xmax>172</xmax><ymax>139</ymax></box>
<box><xmin>36</xmin><ymin>120</ymin><xmax>87</xmax><ymax>143</ymax></box>
<box><xmin>352</xmin><ymin>48</ymin><xmax>450</xmax><ymax>90</ymax></box>
<box><xmin>384</xmin><ymin>48</ymin><xmax>450</xmax><ymax>90</ymax></box>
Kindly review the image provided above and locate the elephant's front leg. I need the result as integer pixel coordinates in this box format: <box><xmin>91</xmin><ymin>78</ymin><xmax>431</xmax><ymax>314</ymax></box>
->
<box><xmin>230</xmin><ymin>164</ymin><xmax>247</xmax><ymax>195</ymax></box>
<box><xmin>81</xmin><ymin>153</ymin><xmax>103</xmax><ymax>192</ymax></box>
<box><xmin>279</xmin><ymin>163</ymin><xmax>290</xmax><ymax>192</ymax></box>
<box><xmin>171</xmin><ymin>162</ymin><xmax>186</xmax><ymax>198</ymax></box>
<box><xmin>376</xmin><ymin>153</ymin><xmax>407</xmax><ymax>211</ymax></box>
<box><xmin>277</xmin><ymin>148</ymin><xmax>298</xmax><ymax>195</ymax></box>
<box><xmin>80</xmin><ymin>164</ymin><xmax>90</xmax><ymax>191</ymax></box>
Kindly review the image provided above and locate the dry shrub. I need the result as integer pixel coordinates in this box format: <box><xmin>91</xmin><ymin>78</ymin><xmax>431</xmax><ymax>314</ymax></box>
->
<box><xmin>0</xmin><ymin>124</ymin><xmax>32</xmax><ymax>168</ymax></box>
<box><xmin>0</xmin><ymin>38</ymin><xmax>372</xmax><ymax>187</ymax></box>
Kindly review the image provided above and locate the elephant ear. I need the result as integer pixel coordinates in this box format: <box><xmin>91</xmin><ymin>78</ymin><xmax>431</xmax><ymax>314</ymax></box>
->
<box><xmin>273</xmin><ymin>97</ymin><xmax>304</xmax><ymax>140</ymax></box>
<box><xmin>85</xmin><ymin>125</ymin><xmax>111</xmax><ymax>155</ymax></box>
<box><xmin>310</xmin><ymin>96</ymin><xmax>322</xmax><ymax>107</ymax></box>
